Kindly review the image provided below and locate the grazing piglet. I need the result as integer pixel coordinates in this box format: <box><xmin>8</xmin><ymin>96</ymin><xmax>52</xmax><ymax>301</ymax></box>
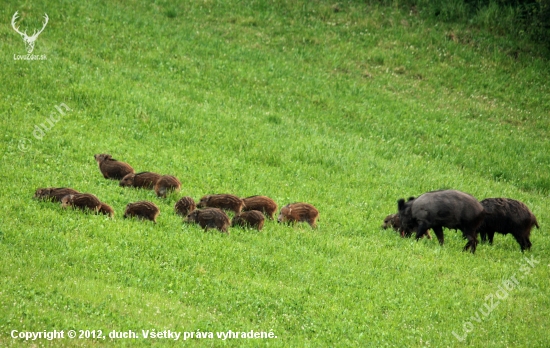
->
<box><xmin>197</xmin><ymin>194</ymin><xmax>244</xmax><ymax>214</ymax></box>
<box><xmin>34</xmin><ymin>187</ymin><xmax>79</xmax><ymax>202</ymax></box>
<box><xmin>382</xmin><ymin>213</ymin><xmax>432</xmax><ymax>239</ymax></box>
<box><xmin>382</xmin><ymin>213</ymin><xmax>401</xmax><ymax>231</ymax></box>
<box><xmin>119</xmin><ymin>172</ymin><xmax>162</xmax><ymax>189</ymax></box>
<box><xmin>94</xmin><ymin>154</ymin><xmax>134</xmax><ymax>180</ymax></box>
<box><xmin>232</xmin><ymin>210</ymin><xmax>265</xmax><ymax>231</ymax></box>
<box><xmin>174</xmin><ymin>196</ymin><xmax>196</xmax><ymax>217</ymax></box>
<box><xmin>98</xmin><ymin>202</ymin><xmax>115</xmax><ymax>217</ymax></box>
<box><xmin>278</xmin><ymin>202</ymin><xmax>319</xmax><ymax>228</ymax></box>
<box><xmin>61</xmin><ymin>193</ymin><xmax>102</xmax><ymax>213</ymax></box>
<box><xmin>242</xmin><ymin>195</ymin><xmax>278</xmax><ymax>219</ymax></box>
<box><xmin>398</xmin><ymin>190</ymin><xmax>485</xmax><ymax>253</ymax></box>
<box><xmin>478</xmin><ymin>198</ymin><xmax>539</xmax><ymax>252</ymax></box>
<box><xmin>154</xmin><ymin>175</ymin><xmax>181</xmax><ymax>198</ymax></box>
<box><xmin>124</xmin><ymin>201</ymin><xmax>160</xmax><ymax>223</ymax></box>
<box><xmin>186</xmin><ymin>208</ymin><xmax>230</xmax><ymax>234</ymax></box>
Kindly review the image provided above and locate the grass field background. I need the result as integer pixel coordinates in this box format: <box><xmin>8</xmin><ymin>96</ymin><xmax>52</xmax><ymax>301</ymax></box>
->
<box><xmin>1</xmin><ymin>0</ymin><xmax>549</xmax><ymax>346</ymax></box>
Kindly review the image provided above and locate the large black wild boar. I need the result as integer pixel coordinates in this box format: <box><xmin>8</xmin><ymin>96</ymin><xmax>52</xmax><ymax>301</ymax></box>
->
<box><xmin>397</xmin><ymin>190</ymin><xmax>484</xmax><ymax>253</ymax></box>
<box><xmin>477</xmin><ymin>198</ymin><xmax>539</xmax><ymax>252</ymax></box>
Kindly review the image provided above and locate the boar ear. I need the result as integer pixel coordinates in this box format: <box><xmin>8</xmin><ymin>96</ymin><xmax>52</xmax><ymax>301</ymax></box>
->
<box><xmin>397</xmin><ymin>199</ymin><xmax>405</xmax><ymax>211</ymax></box>
<box><xmin>407</xmin><ymin>196</ymin><xmax>415</xmax><ymax>202</ymax></box>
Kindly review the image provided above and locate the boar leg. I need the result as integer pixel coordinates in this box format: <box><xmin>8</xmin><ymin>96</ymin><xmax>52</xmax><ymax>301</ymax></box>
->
<box><xmin>431</xmin><ymin>226</ymin><xmax>444</xmax><ymax>246</ymax></box>
<box><xmin>415</xmin><ymin>222</ymin><xmax>431</xmax><ymax>241</ymax></box>
<box><xmin>479</xmin><ymin>231</ymin><xmax>488</xmax><ymax>243</ymax></box>
<box><xmin>487</xmin><ymin>231</ymin><xmax>495</xmax><ymax>245</ymax></box>
<box><xmin>462</xmin><ymin>231</ymin><xmax>478</xmax><ymax>254</ymax></box>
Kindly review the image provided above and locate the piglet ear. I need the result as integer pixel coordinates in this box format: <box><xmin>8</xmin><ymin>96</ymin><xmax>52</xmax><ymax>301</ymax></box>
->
<box><xmin>397</xmin><ymin>199</ymin><xmax>405</xmax><ymax>211</ymax></box>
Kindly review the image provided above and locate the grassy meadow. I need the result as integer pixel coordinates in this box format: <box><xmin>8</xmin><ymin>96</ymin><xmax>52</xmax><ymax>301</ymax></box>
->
<box><xmin>1</xmin><ymin>0</ymin><xmax>549</xmax><ymax>346</ymax></box>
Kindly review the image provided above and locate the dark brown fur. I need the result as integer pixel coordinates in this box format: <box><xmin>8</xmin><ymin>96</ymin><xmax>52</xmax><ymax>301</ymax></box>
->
<box><xmin>382</xmin><ymin>213</ymin><xmax>432</xmax><ymax>239</ymax></box>
<box><xmin>119</xmin><ymin>171</ymin><xmax>162</xmax><ymax>189</ymax></box>
<box><xmin>61</xmin><ymin>193</ymin><xmax>102</xmax><ymax>213</ymax></box>
<box><xmin>478</xmin><ymin>198</ymin><xmax>539</xmax><ymax>252</ymax></box>
<box><xmin>174</xmin><ymin>196</ymin><xmax>196</xmax><ymax>216</ymax></box>
<box><xmin>124</xmin><ymin>201</ymin><xmax>160</xmax><ymax>223</ymax></box>
<box><xmin>94</xmin><ymin>154</ymin><xmax>134</xmax><ymax>180</ymax></box>
<box><xmin>98</xmin><ymin>203</ymin><xmax>114</xmax><ymax>217</ymax></box>
<box><xmin>34</xmin><ymin>187</ymin><xmax>79</xmax><ymax>202</ymax></box>
<box><xmin>154</xmin><ymin>175</ymin><xmax>181</xmax><ymax>198</ymax></box>
<box><xmin>232</xmin><ymin>210</ymin><xmax>265</xmax><ymax>231</ymax></box>
<box><xmin>197</xmin><ymin>194</ymin><xmax>244</xmax><ymax>214</ymax></box>
<box><xmin>185</xmin><ymin>208</ymin><xmax>230</xmax><ymax>234</ymax></box>
<box><xmin>277</xmin><ymin>202</ymin><xmax>319</xmax><ymax>228</ymax></box>
<box><xmin>242</xmin><ymin>195</ymin><xmax>278</xmax><ymax>219</ymax></box>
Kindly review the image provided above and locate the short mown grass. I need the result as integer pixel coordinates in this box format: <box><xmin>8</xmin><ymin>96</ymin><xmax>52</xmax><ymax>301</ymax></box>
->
<box><xmin>1</xmin><ymin>0</ymin><xmax>549</xmax><ymax>347</ymax></box>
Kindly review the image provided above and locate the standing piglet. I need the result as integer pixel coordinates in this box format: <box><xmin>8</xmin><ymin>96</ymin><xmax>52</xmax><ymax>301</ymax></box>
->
<box><xmin>185</xmin><ymin>208</ymin><xmax>230</xmax><ymax>234</ymax></box>
<box><xmin>174</xmin><ymin>196</ymin><xmax>196</xmax><ymax>217</ymax></box>
<box><xmin>119</xmin><ymin>172</ymin><xmax>162</xmax><ymax>189</ymax></box>
<box><xmin>124</xmin><ymin>201</ymin><xmax>160</xmax><ymax>223</ymax></box>
<box><xmin>397</xmin><ymin>190</ymin><xmax>484</xmax><ymax>253</ymax></box>
<box><xmin>232</xmin><ymin>210</ymin><xmax>265</xmax><ymax>231</ymax></box>
<box><xmin>242</xmin><ymin>195</ymin><xmax>278</xmax><ymax>219</ymax></box>
<box><xmin>197</xmin><ymin>194</ymin><xmax>244</xmax><ymax>214</ymax></box>
<box><xmin>154</xmin><ymin>175</ymin><xmax>181</xmax><ymax>198</ymax></box>
<box><xmin>94</xmin><ymin>154</ymin><xmax>134</xmax><ymax>180</ymax></box>
<box><xmin>278</xmin><ymin>202</ymin><xmax>319</xmax><ymax>228</ymax></box>
<box><xmin>477</xmin><ymin>198</ymin><xmax>539</xmax><ymax>251</ymax></box>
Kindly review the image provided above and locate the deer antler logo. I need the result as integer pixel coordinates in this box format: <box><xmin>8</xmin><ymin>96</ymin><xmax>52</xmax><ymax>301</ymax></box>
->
<box><xmin>11</xmin><ymin>11</ymin><xmax>49</xmax><ymax>53</ymax></box>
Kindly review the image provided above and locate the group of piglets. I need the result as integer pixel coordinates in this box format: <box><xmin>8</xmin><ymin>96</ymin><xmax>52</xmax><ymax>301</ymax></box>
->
<box><xmin>382</xmin><ymin>189</ymin><xmax>539</xmax><ymax>253</ymax></box>
<box><xmin>33</xmin><ymin>154</ymin><xmax>319</xmax><ymax>234</ymax></box>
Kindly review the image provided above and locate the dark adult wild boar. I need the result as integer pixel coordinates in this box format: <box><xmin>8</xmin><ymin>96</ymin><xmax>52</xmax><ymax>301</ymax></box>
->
<box><xmin>232</xmin><ymin>210</ymin><xmax>265</xmax><ymax>231</ymax></box>
<box><xmin>119</xmin><ymin>172</ymin><xmax>162</xmax><ymax>189</ymax></box>
<box><xmin>478</xmin><ymin>198</ymin><xmax>539</xmax><ymax>252</ymax></box>
<box><xmin>94</xmin><ymin>154</ymin><xmax>134</xmax><ymax>180</ymax></box>
<box><xmin>397</xmin><ymin>190</ymin><xmax>484</xmax><ymax>253</ymax></box>
<box><xmin>242</xmin><ymin>195</ymin><xmax>278</xmax><ymax>219</ymax></box>
<box><xmin>186</xmin><ymin>208</ymin><xmax>230</xmax><ymax>234</ymax></box>
<box><xmin>34</xmin><ymin>187</ymin><xmax>79</xmax><ymax>202</ymax></box>
<box><xmin>197</xmin><ymin>194</ymin><xmax>244</xmax><ymax>214</ymax></box>
<box><xmin>278</xmin><ymin>202</ymin><xmax>319</xmax><ymax>228</ymax></box>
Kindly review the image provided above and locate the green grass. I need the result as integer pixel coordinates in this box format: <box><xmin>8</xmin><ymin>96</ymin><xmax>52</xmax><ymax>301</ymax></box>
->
<box><xmin>1</xmin><ymin>0</ymin><xmax>549</xmax><ymax>346</ymax></box>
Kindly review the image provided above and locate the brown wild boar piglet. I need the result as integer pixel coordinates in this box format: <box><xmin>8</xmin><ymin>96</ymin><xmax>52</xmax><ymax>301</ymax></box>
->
<box><xmin>94</xmin><ymin>154</ymin><xmax>134</xmax><ymax>180</ymax></box>
<box><xmin>242</xmin><ymin>195</ymin><xmax>278</xmax><ymax>219</ymax></box>
<box><xmin>185</xmin><ymin>208</ymin><xmax>230</xmax><ymax>234</ymax></box>
<box><xmin>382</xmin><ymin>213</ymin><xmax>431</xmax><ymax>239</ymax></box>
<box><xmin>119</xmin><ymin>172</ymin><xmax>162</xmax><ymax>189</ymax></box>
<box><xmin>232</xmin><ymin>210</ymin><xmax>265</xmax><ymax>231</ymax></box>
<box><xmin>154</xmin><ymin>175</ymin><xmax>181</xmax><ymax>198</ymax></box>
<box><xmin>197</xmin><ymin>194</ymin><xmax>244</xmax><ymax>214</ymax></box>
<box><xmin>174</xmin><ymin>196</ymin><xmax>196</xmax><ymax>217</ymax></box>
<box><xmin>61</xmin><ymin>193</ymin><xmax>102</xmax><ymax>213</ymax></box>
<box><xmin>124</xmin><ymin>201</ymin><xmax>160</xmax><ymax>223</ymax></box>
<box><xmin>278</xmin><ymin>202</ymin><xmax>319</xmax><ymax>228</ymax></box>
<box><xmin>98</xmin><ymin>203</ymin><xmax>114</xmax><ymax>217</ymax></box>
<box><xmin>34</xmin><ymin>187</ymin><xmax>79</xmax><ymax>202</ymax></box>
